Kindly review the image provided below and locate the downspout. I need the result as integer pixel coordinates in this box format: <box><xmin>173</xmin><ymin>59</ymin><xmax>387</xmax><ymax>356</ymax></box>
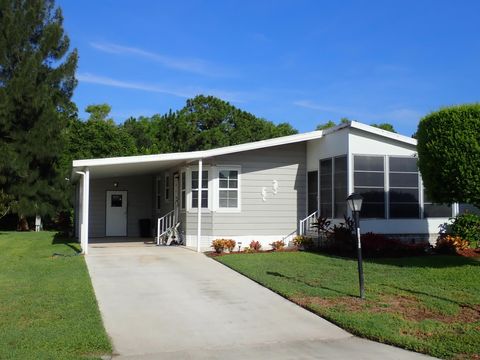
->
<box><xmin>76</xmin><ymin>169</ymin><xmax>90</xmax><ymax>255</ymax></box>
<box><xmin>197</xmin><ymin>159</ymin><xmax>202</xmax><ymax>253</ymax></box>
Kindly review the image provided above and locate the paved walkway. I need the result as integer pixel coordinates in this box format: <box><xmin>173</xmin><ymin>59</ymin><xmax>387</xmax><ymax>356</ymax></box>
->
<box><xmin>86</xmin><ymin>243</ymin><xmax>434</xmax><ymax>359</ymax></box>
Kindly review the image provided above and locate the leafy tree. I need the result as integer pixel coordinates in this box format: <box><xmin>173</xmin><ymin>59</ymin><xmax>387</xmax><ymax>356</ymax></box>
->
<box><xmin>85</xmin><ymin>103</ymin><xmax>113</xmax><ymax>122</ymax></box>
<box><xmin>417</xmin><ymin>104</ymin><xmax>480</xmax><ymax>208</ymax></box>
<box><xmin>316</xmin><ymin>121</ymin><xmax>336</xmax><ymax>130</ymax></box>
<box><xmin>0</xmin><ymin>0</ymin><xmax>78</xmax><ymax>222</ymax></box>
<box><xmin>371</xmin><ymin>123</ymin><xmax>396</xmax><ymax>133</ymax></box>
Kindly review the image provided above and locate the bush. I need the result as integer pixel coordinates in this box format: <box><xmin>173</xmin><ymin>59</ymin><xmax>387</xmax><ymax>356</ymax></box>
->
<box><xmin>249</xmin><ymin>240</ymin><xmax>262</xmax><ymax>251</ymax></box>
<box><xmin>436</xmin><ymin>235</ymin><xmax>470</xmax><ymax>254</ymax></box>
<box><xmin>293</xmin><ymin>235</ymin><xmax>314</xmax><ymax>250</ymax></box>
<box><xmin>211</xmin><ymin>239</ymin><xmax>236</xmax><ymax>253</ymax></box>
<box><xmin>449</xmin><ymin>212</ymin><xmax>480</xmax><ymax>248</ymax></box>
<box><xmin>270</xmin><ymin>240</ymin><xmax>285</xmax><ymax>251</ymax></box>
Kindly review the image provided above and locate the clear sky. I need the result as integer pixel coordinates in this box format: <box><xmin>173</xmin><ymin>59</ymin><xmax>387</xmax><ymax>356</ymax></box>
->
<box><xmin>58</xmin><ymin>0</ymin><xmax>480</xmax><ymax>136</ymax></box>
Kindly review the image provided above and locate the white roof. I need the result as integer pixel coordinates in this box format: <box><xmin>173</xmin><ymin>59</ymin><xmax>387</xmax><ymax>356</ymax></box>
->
<box><xmin>72</xmin><ymin>121</ymin><xmax>416</xmax><ymax>179</ymax></box>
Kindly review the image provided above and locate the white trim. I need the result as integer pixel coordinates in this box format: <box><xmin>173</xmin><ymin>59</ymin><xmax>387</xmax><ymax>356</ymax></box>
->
<box><xmin>76</xmin><ymin>169</ymin><xmax>89</xmax><ymax>255</ymax></box>
<box><xmin>197</xmin><ymin>159</ymin><xmax>202</xmax><ymax>253</ymax></box>
<box><xmin>213</xmin><ymin>165</ymin><xmax>242</xmax><ymax>213</ymax></box>
<box><xmin>180</xmin><ymin>170</ymin><xmax>186</xmax><ymax>210</ymax></box>
<box><xmin>72</xmin><ymin>121</ymin><xmax>417</xmax><ymax>179</ymax></box>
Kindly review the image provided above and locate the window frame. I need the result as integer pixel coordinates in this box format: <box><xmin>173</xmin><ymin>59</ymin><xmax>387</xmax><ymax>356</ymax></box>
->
<box><xmin>180</xmin><ymin>171</ymin><xmax>186</xmax><ymax>210</ymax></box>
<box><xmin>388</xmin><ymin>155</ymin><xmax>420</xmax><ymax>219</ymax></box>
<box><xmin>319</xmin><ymin>155</ymin><xmax>348</xmax><ymax>219</ymax></box>
<box><xmin>213</xmin><ymin>165</ymin><xmax>241</xmax><ymax>212</ymax></box>
<box><xmin>186</xmin><ymin>166</ymin><xmax>212</xmax><ymax>213</ymax></box>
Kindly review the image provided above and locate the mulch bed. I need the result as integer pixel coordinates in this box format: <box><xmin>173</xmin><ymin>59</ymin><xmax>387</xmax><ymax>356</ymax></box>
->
<box><xmin>456</xmin><ymin>248</ymin><xmax>480</xmax><ymax>258</ymax></box>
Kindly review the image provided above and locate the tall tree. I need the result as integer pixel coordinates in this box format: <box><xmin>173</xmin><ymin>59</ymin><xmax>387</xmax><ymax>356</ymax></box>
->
<box><xmin>0</xmin><ymin>0</ymin><xmax>77</xmax><ymax>223</ymax></box>
<box><xmin>316</xmin><ymin>120</ymin><xmax>336</xmax><ymax>130</ymax></box>
<box><xmin>417</xmin><ymin>104</ymin><xmax>480</xmax><ymax>207</ymax></box>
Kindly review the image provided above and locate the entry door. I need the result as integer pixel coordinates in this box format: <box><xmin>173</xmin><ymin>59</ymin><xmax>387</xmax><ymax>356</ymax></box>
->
<box><xmin>173</xmin><ymin>174</ymin><xmax>179</xmax><ymax>222</ymax></box>
<box><xmin>106</xmin><ymin>190</ymin><xmax>127</xmax><ymax>236</ymax></box>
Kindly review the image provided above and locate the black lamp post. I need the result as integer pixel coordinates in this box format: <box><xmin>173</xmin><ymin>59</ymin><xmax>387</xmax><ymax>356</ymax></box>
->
<box><xmin>346</xmin><ymin>193</ymin><xmax>365</xmax><ymax>299</ymax></box>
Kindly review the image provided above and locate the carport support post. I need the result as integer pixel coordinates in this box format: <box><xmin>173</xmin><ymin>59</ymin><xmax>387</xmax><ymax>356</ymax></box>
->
<box><xmin>77</xmin><ymin>168</ymin><xmax>90</xmax><ymax>255</ymax></box>
<box><xmin>197</xmin><ymin>159</ymin><xmax>202</xmax><ymax>253</ymax></box>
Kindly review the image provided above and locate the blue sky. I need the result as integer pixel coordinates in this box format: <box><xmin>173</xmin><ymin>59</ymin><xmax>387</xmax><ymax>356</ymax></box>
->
<box><xmin>58</xmin><ymin>0</ymin><xmax>480</xmax><ymax>136</ymax></box>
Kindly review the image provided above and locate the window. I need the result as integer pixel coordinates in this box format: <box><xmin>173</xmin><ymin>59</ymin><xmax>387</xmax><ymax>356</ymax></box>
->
<box><xmin>423</xmin><ymin>190</ymin><xmax>452</xmax><ymax>217</ymax></box>
<box><xmin>191</xmin><ymin>170</ymin><xmax>208</xmax><ymax>208</ymax></box>
<box><xmin>165</xmin><ymin>174</ymin><xmax>170</xmax><ymax>201</ymax></box>
<box><xmin>389</xmin><ymin>157</ymin><xmax>419</xmax><ymax>218</ymax></box>
<box><xmin>181</xmin><ymin>172</ymin><xmax>186</xmax><ymax>210</ymax></box>
<box><xmin>354</xmin><ymin>156</ymin><xmax>385</xmax><ymax>218</ymax></box>
<box><xmin>307</xmin><ymin>171</ymin><xmax>318</xmax><ymax>215</ymax></box>
<box><xmin>111</xmin><ymin>194</ymin><xmax>122</xmax><ymax>207</ymax></box>
<box><xmin>319</xmin><ymin>156</ymin><xmax>348</xmax><ymax>218</ymax></box>
<box><xmin>319</xmin><ymin>159</ymin><xmax>332</xmax><ymax>218</ymax></box>
<box><xmin>156</xmin><ymin>177</ymin><xmax>161</xmax><ymax>210</ymax></box>
<box><xmin>218</xmin><ymin>169</ymin><xmax>238</xmax><ymax>208</ymax></box>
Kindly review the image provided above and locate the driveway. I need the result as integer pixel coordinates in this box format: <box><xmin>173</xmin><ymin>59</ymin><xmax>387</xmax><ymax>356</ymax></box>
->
<box><xmin>86</xmin><ymin>244</ymin><xmax>434</xmax><ymax>359</ymax></box>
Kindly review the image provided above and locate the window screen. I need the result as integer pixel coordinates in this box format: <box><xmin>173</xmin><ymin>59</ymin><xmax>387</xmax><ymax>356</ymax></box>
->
<box><xmin>354</xmin><ymin>156</ymin><xmax>385</xmax><ymax>218</ymax></box>
<box><xmin>389</xmin><ymin>157</ymin><xmax>419</xmax><ymax>218</ymax></box>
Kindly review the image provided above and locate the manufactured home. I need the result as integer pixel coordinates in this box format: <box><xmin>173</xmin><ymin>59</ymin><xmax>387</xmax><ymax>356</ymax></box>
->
<box><xmin>72</xmin><ymin>121</ymin><xmax>461</xmax><ymax>254</ymax></box>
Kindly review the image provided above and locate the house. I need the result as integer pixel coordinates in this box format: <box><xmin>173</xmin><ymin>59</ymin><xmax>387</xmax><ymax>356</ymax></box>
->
<box><xmin>72</xmin><ymin>121</ymin><xmax>460</xmax><ymax>254</ymax></box>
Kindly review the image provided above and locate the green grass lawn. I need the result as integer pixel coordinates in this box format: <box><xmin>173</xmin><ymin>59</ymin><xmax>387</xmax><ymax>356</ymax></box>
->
<box><xmin>0</xmin><ymin>231</ymin><xmax>111</xmax><ymax>360</ymax></box>
<box><xmin>216</xmin><ymin>251</ymin><xmax>480</xmax><ymax>359</ymax></box>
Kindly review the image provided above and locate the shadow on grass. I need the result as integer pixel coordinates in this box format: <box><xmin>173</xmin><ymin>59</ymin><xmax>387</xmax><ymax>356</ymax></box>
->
<box><xmin>385</xmin><ymin>284</ymin><xmax>480</xmax><ymax>312</ymax></box>
<box><xmin>266</xmin><ymin>271</ymin><xmax>354</xmax><ymax>297</ymax></box>
<box><xmin>306</xmin><ymin>250</ymin><xmax>480</xmax><ymax>268</ymax></box>
<box><xmin>52</xmin><ymin>233</ymin><xmax>81</xmax><ymax>254</ymax></box>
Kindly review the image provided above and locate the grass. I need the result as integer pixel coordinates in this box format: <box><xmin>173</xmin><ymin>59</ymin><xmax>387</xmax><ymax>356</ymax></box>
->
<box><xmin>0</xmin><ymin>231</ymin><xmax>112</xmax><ymax>360</ymax></box>
<box><xmin>216</xmin><ymin>251</ymin><xmax>480</xmax><ymax>359</ymax></box>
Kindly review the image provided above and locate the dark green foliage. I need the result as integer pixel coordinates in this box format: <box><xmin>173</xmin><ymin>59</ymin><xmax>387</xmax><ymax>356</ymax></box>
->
<box><xmin>417</xmin><ymin>104</ymin><xmax>480</xmax><ymax>208</ymax></box>
<box><xmin>121</xmin><ymin>95</ymin><xmax>298</xmax><ymax>154</ymax></box>
<box><xmin>315</xmin><ymin>120</ymin><xmax>336</xmax><ymax>130</ymax></box>
<box><xmin>371</xmin><ymin>123</ymin><xmax>397</xmax><ymax>133</ymax></box>
<box><xmin>448</xmin><ymin>212</ymin><xmax>480</xmax><ymax>248</ymax></box>
<box><xmin>0</xmin><ymin>0</ymin><xmax>77</xmax><ymax>217</ymax></box>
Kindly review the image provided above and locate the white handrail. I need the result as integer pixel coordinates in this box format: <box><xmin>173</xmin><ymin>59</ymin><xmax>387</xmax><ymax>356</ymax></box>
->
<box><xmin>156</xmin><ymin>210</ymin><xmax>175</xmax><ymax>245</ymax></box>
<box><xmin>299</xmin><ymin>211</ymin><xmax>318</xmax><ymax>236</ymax></box>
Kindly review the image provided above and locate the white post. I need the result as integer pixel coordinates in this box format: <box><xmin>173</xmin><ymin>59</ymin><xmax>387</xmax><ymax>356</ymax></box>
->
<box><xmin>197</xmin><ymin>159</ymin><xmax>202</xmax><ymax>253</ymax></box>
<box><xmin>76</xmin><ymin>169</ymin><xmax>90</xmax><ymax>255</ymax></box>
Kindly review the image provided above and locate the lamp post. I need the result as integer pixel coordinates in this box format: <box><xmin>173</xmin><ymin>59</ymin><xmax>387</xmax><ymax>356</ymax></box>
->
<box><xmin>346</xmin><ymin>193</ymin><xmax>365</xmax><ymax>299</ymax></box>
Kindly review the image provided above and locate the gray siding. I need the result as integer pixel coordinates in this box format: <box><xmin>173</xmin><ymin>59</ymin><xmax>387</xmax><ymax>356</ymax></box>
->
<box><xmin>212</xmin><ymin>142</ymin><xmax>306</xmax><ymax>237</ymax></box>
<box><xmin>89</xmin><ymin>175</ymin><xmax>153</xmax><ymax>237</ymax></box>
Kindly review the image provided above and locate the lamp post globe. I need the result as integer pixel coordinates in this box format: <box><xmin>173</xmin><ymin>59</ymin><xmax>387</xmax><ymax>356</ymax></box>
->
<box><xmin>346</xmin><ymin>193</ymin><xmax>365</xmax><ymax>299</ymax></box>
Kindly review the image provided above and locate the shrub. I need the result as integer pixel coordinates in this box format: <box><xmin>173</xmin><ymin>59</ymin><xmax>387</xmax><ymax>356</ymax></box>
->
<box><xmin>243</xmin><ymin>247</ymin><xmax>255</xmax><ymax>253</ymax></box>
<box><xmin>361</xmin><ymin>232</ymin><xmax>396</xmax><ymax>254</ymax></box>
<box><xmin>211</xmin><ymin>239</ymin><xmax>226</xmax><ymax>253</ymax></box>
<box><xmin>249</xmin><ymin>240</ymin><xmax>262</xmax><ymax>251</ymax></box>
<box><xmin>436</xmin><ymin>235</ymin><xmax>470</xmax><ymax>254</ymax></box>
<box><xmin>310</xmin><ymin>216</ymin><xmax>331</xmax><ymax>237</ymax></box>
<box><xmin>211</xmin><ymin>239</ymin><xmax>236</xmax><ymax>253</ymax></box>
<box><xmin>224</xmin><ymin>239</ymin><xmax>236</xmax><ymax>252</ymax></box>
<box><xmin>270</xmin><ymin>240</ymin><xmax>285</xmax><ymax>251</ymax></box>
<box><xmin>449</xmin><ymin>212</ymin><xmax>480</xmax><ymax>248</ymax></box>
<box><xmin>293</xmin><ymin>235</ymin><xmax>314</xmax><ymax>250</ymax></box>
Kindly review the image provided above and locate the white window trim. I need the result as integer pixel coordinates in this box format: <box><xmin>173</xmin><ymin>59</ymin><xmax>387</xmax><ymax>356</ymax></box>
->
<box><xmin>186</xmin><ymin>166</ymin><xmax>212</xmax><ymax>213</ymax></box>
<box><xmin>213</xmin><ymin>165</ymin><xmax>242</xmax><ymax>213</ymax></box>
<box><xmin>165</xmin><ymin>173</ymin><xmax>170</xmax><ymax>202</ymax></box>
<box><xmin>155</xmin><ymin>176</ymin><xmax>162</xmax><ymax>210</ymax></box>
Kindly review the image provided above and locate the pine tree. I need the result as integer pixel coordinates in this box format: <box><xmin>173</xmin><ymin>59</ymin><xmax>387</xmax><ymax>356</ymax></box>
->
<box><xmin>0</xmin><ymin>0</ymin><xmax>78</xmax><ymax>226</ymax></box>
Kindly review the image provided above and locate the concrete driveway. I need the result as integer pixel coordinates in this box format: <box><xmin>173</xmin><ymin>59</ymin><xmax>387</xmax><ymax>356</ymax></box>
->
<box><xmin>86</xmin><ymin>243</ymin><xmax>434</xmax><ymax>360</ymax></box>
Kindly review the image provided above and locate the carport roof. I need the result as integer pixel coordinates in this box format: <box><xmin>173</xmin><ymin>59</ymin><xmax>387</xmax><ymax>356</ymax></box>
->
<box><xmin>71</xmin><ymin>121</ymin><xmax>416</xmax><ymax>180</ymax></box>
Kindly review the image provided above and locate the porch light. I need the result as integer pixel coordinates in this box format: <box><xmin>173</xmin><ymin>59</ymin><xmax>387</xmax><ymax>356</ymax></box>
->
<box><xmin>346</xmin><ymin>193</ymin><xmax>365</xmax><ymax>299</ymax></box>
<box><xmin>113</xmin><ymin>182</ymin><xmax>119</xmax><ymax>188</ymax></box>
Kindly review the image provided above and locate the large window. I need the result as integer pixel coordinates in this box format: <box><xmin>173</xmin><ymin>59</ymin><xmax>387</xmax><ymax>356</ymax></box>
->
<box><xmin>218</xmin><ymin>169</ymin><xmax>239</xmax><ymax>208</ymax></box>
<box><xmin>354</xmin><ymin>156</ymin><xmax>385</xmax><ymax>218</ymax></box>
<box><xmin>389</xmin><ymin>157</ymin><xmax>419</xmax><ymax>218</ymax></box>
<box><xmin>319</xmin><ymin>159</ymin><xmax>332</xmax><ymax>218</ymax></box>
<box><xmin>191</xmin><ymin>170</ymin><xmax>208</xmax><ymax>208</ymax></box>
<box><xmin>423</xmin><ymin>190</ymin><xmax>452</xmax><ymax>217</ymax></box>
<box><xmin>307</xmin><ymin>171</ymin><xmax>318</xmax><ymax>215</ymax></box>
<box><xmin>319</xmin><ymin>156</ymin><xmax>347</xmax><ymax>218</ymax></box>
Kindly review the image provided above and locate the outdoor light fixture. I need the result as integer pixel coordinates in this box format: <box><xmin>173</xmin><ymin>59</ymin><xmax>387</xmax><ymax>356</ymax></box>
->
<box><xmin>346</xmin><ymin>193</ymin><xmax>365</xmax><ymax>299</ymax></box>
<box><xmin>113</xmin><ymin>182</ymin><xmax>119</xmax><ymax>188</ymax></box>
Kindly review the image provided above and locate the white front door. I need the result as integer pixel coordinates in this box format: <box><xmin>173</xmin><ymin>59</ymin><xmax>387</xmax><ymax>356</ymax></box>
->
<box><xmin>106</xmin><ymin>190</ymin><xmax>127</xmax><ymax>236</ymax></box>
